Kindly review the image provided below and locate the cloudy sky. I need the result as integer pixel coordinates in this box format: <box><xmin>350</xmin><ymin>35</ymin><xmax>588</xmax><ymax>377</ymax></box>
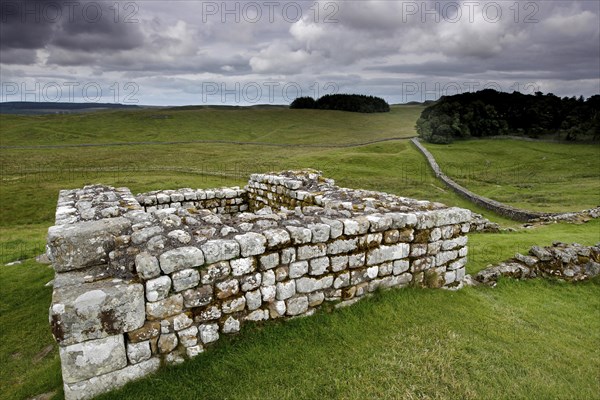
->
<box><xmin>1</xmin><ymin>0</ymin><xmax>599</xmax><ymax>105</ymax></box>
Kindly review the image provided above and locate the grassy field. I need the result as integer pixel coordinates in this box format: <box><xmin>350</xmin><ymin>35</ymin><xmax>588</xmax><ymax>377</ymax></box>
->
<box><xmin>0</xmin><ymin>105</ymin><xmax>422</xmax><ymax>147</ymax></box>
<box><xmin>1</xmin><ymin>106</ymin><xmax>599</xmax><ymax>399</ymax></box>
<box><xmin>424</xmin><ymin>140</ymin><xmax>600</xmax><ymax>213</ymax></box>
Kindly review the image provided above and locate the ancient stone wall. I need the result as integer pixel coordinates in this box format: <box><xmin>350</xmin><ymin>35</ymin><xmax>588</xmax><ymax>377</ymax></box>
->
<box><xmin>474</xmin><ymin>242</ymin><xmax>600</xmax><ymax>285</ymax></box>
<box><xmin>48</xmin><ymin>170</ymin><xmax>473</xmax><ymax>399</ymax></box>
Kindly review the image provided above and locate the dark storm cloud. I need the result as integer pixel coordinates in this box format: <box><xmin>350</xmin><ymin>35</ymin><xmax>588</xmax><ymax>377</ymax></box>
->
<box><xmin>1</xmin><ymin>0</ymin><xmax>598</xmax><ymax>104</ymax></box>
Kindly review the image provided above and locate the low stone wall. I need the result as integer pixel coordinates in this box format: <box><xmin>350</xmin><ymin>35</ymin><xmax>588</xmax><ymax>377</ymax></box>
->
<box><xmin>136</xmin><ymin>187</ymin><xmax>248</xmax><ymax>215</ymax></box>
<box><xmin>411</xmin><ymin>138</ymin><xmax>549</xmax><ymax>222</ymax></box>
<box><xmin>474</xmin><ymin>242</ymin><xmax>600</xmax><ymax>285</ymax></box>
<box><xmin>47</xmin><ymin>170</ymin><xmax>473</xmax><ymax>399</ymax></box>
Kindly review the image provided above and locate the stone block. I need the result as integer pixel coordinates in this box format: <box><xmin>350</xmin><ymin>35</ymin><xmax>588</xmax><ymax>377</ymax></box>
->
<box><xmin>48</xmin><ymin>217</ymin><xmax>131</xmax><ymax>272</ymax></box>
<box><xmin>50</xmin><ymin>279</ymin><xmax>144</xmax><ymax>345</ymax></box>
<box><xmin>159</xmin><ymin>247</ymin><xmax>204</xmax><ymax>274</ymax></box>
<box><xmin>59</xmin><ymin>335</ymin><xmax>127</xmax><ymax>384</ymax></box>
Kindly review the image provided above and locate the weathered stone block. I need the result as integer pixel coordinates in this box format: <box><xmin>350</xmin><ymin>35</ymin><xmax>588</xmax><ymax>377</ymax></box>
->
<box><xmin>146</xmin><ymin>294</ymin><xmax>183</xmax><ymax>320</ymax></box>
<box><xmin>48</xmin><ymin>217</ymin><xmax>131</xmax><ymax>272</ymax></box>
<box><xmin>286</xmin><ymin>296</ymin><xmax>309</xmax><ymax>316</ymax></box>
<box><xmin>63</xmin><ymin>358</ymin><xmax>160</xmax><ymax>400</ymax></box>
<box><xmin>171</xmin><ymin>268</ymin><xmax>200</xmax><ymax>292</ymax></box>
<box><xmin>327</xmin><ymin>238</ymin><xmax>358</xmax><ymax>255</ymax></box>
<box><xmin>200</xmin><ymin>240</ymin><xmax>240</xmax><ymax>264</ymax></box>
<box><xmin>235</xmin><ymin>232</ymin><xmax>267</xmax><ymax>256</ymax></box>
<box><xmin>145</xmin><ymin>276</ymin><xmax>171</xmax><ymax>302</ymax></box>
<box><xmin>366</xmin><ymin>243</ymin><xmax>409</xmax><ymax>265</ymax></box>
<box><xmin>241</xmin><ymin>272</ymin><xmax>262</xmax><ymax>292</ymax></box>
<box><xmin>286</xmin><ymin>225</ymin><xmax>312</xmax><ymax>244</ymax></box>
<box><xmin>50</xmin><ymin>279</ymin><xmax>144</xmax><ymax>345</ymax></box>
<box><xmin>135</xmin><ymin>252</ymin><xmax>160</xmax><ymax>280</ymax></box>
<box><xmin>159</xmin><ymin>247</ymin><xmax>204</xmax><ymax>274</ymax></box>
<box><xmin>201</xmin><ymin>261</ymin><xmax>230</xmax><ymax>284</ymax></box>
<box><xmin>309</xmin><ymin>257</ymin><xmax>329</xmax><ymax>275</ymax></box>
<box><xmin>231</xmin><ymin>257</ymin><xmax>257</xmax><ymax>276</ymax></box>
<box><xmin>222</xmin><ymin>296</ymin><xmax>246</xmax><ymax>313</ymax></box>
<box><xmin>127</xmin><ymin>340</ymin><xmax>151</xmax><ymax>364</ymax></box>
<box><xmin>263</xmin><ymin>228</ymin><xmax>291</xmax><ymax>248</ymax></box>
<box><xmin>59</xmin><ymin>335</ymin><xmax>127</xmax><ymax>384</ymax></box>
<box><xmin>199</xmin><ymin>323</ymin><xmax>219</xmax><ymax>344</ymax></box>
<box><xmin>182</xmin><ymin>285</ymin><xmax>213</xmax><ymax>308</ymax></box>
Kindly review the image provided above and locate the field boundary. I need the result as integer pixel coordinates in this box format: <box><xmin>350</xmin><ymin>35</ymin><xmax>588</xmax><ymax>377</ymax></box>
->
<box><xmin>411</xmin><ymin>138</ymin><xmax>551</xmax><ymax>222</ymax></box>
<box><xmin>0</xmin><ymin>136</ymin><xmax>416</xmax><ymax>150</ymax></box>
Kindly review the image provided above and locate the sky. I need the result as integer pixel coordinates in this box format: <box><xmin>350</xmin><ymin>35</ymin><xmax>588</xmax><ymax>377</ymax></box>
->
<box><xmin>1</xmin><ymin>0</ymin><xmax>599</xmax><ymax>106</ymax></box>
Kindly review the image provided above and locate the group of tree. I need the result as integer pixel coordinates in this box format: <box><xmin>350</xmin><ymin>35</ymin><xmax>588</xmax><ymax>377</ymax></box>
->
<box><xmin>416</xmin><ymin>89</ymin><xmax>600</xmax><ymax>143</ymax></box>
<box><xmin>290</xmin><ymin>94</ymin><xmax>390</xmax><ymax>113</ymax></box>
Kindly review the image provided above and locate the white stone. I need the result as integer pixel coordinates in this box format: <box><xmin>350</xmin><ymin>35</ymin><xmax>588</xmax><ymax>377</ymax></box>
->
<box><xmin>171</xmin><ymin>268</ymin><xmax>200</xmax><ymax>292</ymax></box>
<box><xmin>366</xmin><ymin>266</ymin><xmax>379</xmax><ymax>279</ymax></box>
<box><xmin>333</xmin><ymin>272</ymin><xmax>350</xmax><ymax>289</ymax></box>
<box><xmin>186</xmin><ymin>345</ymin><xmax>204</xmax><ymax>358</ymax></box>
<box><xmin>348</xmin><ymin>253</ymin><xmax>365</xmax><ymax>268</ymax></box>
<box><xmin>309</xmin><ymin>257</ymin><xmax>329</xmax><ymax>275</ymax></box>
<box><xmin>201</xmin><ymin>261</ymin><xmax>230</xmax><ymax>284</ymax></box>
<box><xmin>126</xmin><ymin>340</ymin><xmax>151</xmax><ymax>365</ymax></box>
<box><xmin>135</xmin><ymin>252</ymin><xmax>160</xmax><ymax>280</ymax></box>
<box><xmin>259</xmin><ymin>253</ymin><xmax>279</xmax><ymax>270</ymax></box>
<box><xmin>231</xmin><ymin>257</ymin><xmax>256</xmax><ymax>276</ymax></box>
<box><xmin>262</xmin><ymin>270</ymin><xmax>276</xmax><ymax>286</ymax></box>
<box><xmin>276</xmin><ymin>280</ymin><xmax>296</xmax><ymax>300</ymax></box>
<box><xmin>261</xmin><ymin>285</ymin><xmax>277</xmax><ymax>302</ymax></box>
<box><xmin>286</xmin><ymin>225</ymin><xmax>312</xmax><ymax>244</ymax></box>
<box><xmin>59</xmin><ymin>335</ymin><xmax>127</xmax><ymax>384</ymax></box>
<box><xmin>308</xmin><ymin>223</ymin><xmax>330</xmax><ymax>243</ymax></box>
<box><xmin>222</xmin><ymin>316</ymin><xmax>240</xmax><ymax>333</ymax></box>
<box><xmin>320</xmin><ymin>217</ymin><xmax>343</xmax><ymax>238</ymax></box>
<box><xmin>63</xmin><ymin>358</ymin><xmax>160</xmax><ymax>400</ymax></box>
<box><xmin>263</xmin><ymin>229</ymin><xmax>291</xmax><ymax>248</ymax></box>
<box><xmin>199</xmin><ymin>323</ymin><xmax>219</xmax><ymax>344</ymax></box>
<box><xmin>177</xmin><ymin>325</ymin><xmax>198</xmax><ymax>347</ymax></box>
<box><xmin>146</xmin><ymin>294</ymin><xmax>184</xmax><ymax>320</ymax></box>
<box><xmin>286</xmin><ymin>296</ymin><xmax>309</xmax><ymax>316</ymax></box>
<box><xmin>430</xmin><ymin>228</ymin><xmax>442</xmax><ymax>242</ymax></box>
<box><xmin>159</xmin><ymin>247</ymin><xmax>204</xmax><ymax>274</ymax></box>
<box><xmin>342</xmin><ymin>217</ymin><xmax>369</xmax><ymax>235</ymax></box>
<box><xmin>280</xmin><ymin>247</ymin><xmax>296</xmax><ymax>264</ymax></box>
<box><xmin>234</xmin><ymin>232</ymin><xmax>267</xmax><ymax>257</ymax></box>
<box><xmin>241</xmin><ymin>272</ymin><xmax>262</xmax><ymax>292</ymax></box>
<box><xmin>296</xmin><ymin>277</ymin><xmax>318</xmax><ymax>293</ymax></box>
<box><xmin>167</xmin><ymin>230</ymin><xmax>191</xmax><ymax>244</ymax></box>
<box><xmin>330</xmin><ymin>255</ymin><xmax>348</xmax><ymax>272</ymax></box>
<box><xmin>222</xmin><ymin>296</ymin><xmax>246</xmax><ymax>313</ymax></box>
<box><xmin>245</xmin><ymin>289</ymin><xmax>262</xmax><ymax>310</ymax></box>
<box><xmin>200</xmin><ymin>240</ymin><xmax>240</xmax><ymax>264</ymax></box>
<box><xmin>145</xmin><ymin>276</ymin><xmax>171</xmax><ymax>302</ymax></box>
<box><xmin>327</xmin><ymin>238</ymin><xmax>358</xmax><ymax>255</ymax></box>
<box><xmin>366</xmin><ymin>214</ymin><xmax>392</xmax><ymax>232</ymax></box>
<box><xmin>366</xmin><ymin>244</ymin><xmax>409</xmax><ymax>265</ymax></box>
<box><xmin>393</xmin><ymin>260</ymin><xmax>410</xmax><ymax>275</ymax></box>
<box><xmin>297</xmin><ymin>244</ymin><xmax>326</xmax><ymax>260</ymax></box>
<box><xmin>289</xmin><ymin>261</ymin><xmax>309</xmax><ymax>278</ymax></box>
<box><xmin>246</xmin><ymin>309</ymin><xmax>268</xmax><ymax>321</ymax></box>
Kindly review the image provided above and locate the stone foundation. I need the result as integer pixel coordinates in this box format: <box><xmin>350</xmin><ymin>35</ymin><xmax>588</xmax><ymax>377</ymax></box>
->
<box><xmin>48</xmin><ymin>170</ymin><xmax>474</xmax><ymax>399</ymax></box>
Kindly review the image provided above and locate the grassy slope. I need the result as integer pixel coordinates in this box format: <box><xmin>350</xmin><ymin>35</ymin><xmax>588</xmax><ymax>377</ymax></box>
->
<box><xmin>1</xmin><ymin>106</ymin><xmax>599</xmax><ymax>399</ymax></box>
<box><xmin>424</xmin><ymin>140</ymin><xmax>600</xmax><ymax>213</ymax></box>
<box><xmin>0</xmin><ymin>105</ymin><xmax>422</xmax><ymax>146</ymax></box>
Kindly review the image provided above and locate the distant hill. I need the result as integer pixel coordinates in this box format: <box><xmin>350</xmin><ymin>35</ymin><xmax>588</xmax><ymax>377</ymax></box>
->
<box><xmin>0</xmin><ymin>101</ymin><xmax>140</xmax><ymax>115</ymax></box>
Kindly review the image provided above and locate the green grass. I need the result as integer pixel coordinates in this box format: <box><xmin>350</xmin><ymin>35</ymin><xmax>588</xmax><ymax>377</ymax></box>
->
<box><xmin>0</xmin><ymin>105</ymin><xmax>422</xmax><ymax>147</ymax></box>
<box><xmin>97</xmin><ymin>279</ymin><xmax>600</xmax><ymax>400</ymax></box>
<box><xmin>467</xmin><ymin>219</ymin><xmax>600</xmax><ymax>274</ymax></box>
<box><xmin>424</xmin><ymin>140</ymin><xmax>600</xmax><ymax>213</ymax></box>
<box><xmin>1</xmin><ymin>106</ymin><xmax>599</xmax><ymax>399</ymax></box>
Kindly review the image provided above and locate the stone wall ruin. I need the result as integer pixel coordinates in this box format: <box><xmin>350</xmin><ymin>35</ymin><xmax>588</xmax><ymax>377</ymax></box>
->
<box><xmin>48</xmin><ymin>170</ymin><xmax>473</xmax><ymax>399</ymax></box>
